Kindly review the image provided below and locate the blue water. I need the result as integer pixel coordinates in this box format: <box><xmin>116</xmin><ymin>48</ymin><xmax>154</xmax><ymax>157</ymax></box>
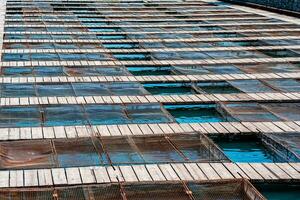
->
<box><xmin>88</xmin><ymin>28</ymin><xmax>119</xmax><ymax>32</ymax></box>
<box><xmin>215</xmin><ymin>137</ymin><xmax>283</xmax><ymax>162</ymax></box>
<box><xmin>113</xmin><ymin>53</ymin><xmax>151</xmax><ymax>60</ymax></box>
<box><xmin>164</xmin><ymin>104</ymin><xmax>226</xmax><ymax>123</ymax></box>
<box><xmin>103</xmin><ymin>43</ymin><xmax>138</xmax><ymax>49</ymax></box>
<box><xmin>97</xmin><ymin>35</ymin><xmax>126</xmax><ymax>40</ymax></box>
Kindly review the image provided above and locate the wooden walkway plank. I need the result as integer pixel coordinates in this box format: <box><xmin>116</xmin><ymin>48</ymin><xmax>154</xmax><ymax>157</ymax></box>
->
<box><xmin>158</xmin><ymin>164</ymin><xmax>180</xmax><ymax>181</ymax></box>
<box><xmin>107</xmin><ymin>125</ymin><xmax>122</xmax><ymax>136</ymax></box>
<box><xmin>145</xmin><ymin>164</ymin><xmax>166</xmax><ymax>181</ymax></box>
<box><xmin>263</xmin><ymin>163</ymin><xmax>291</xmax><ymax>179</ymax></box>
<box><xmin>24</xmin><ymin>170</ymin><xmax>39</xmax><ymax>187</ymax></box>
<box><xmin>184</xmin><ymin>163</ymin><xmax>207</xmax><ymax>180</ymax></box>
<box><xmin>209</xmin><ymin>123</ymin><xmax>229</xmax><ymax>134</ymax></box>
<box><xmin>117</xmin><ymin>125</ymin><xmax>133</xmax><ymax>136</ymax></box>
<box><xmin>284</xmin><ymin>122</ymin><xmax>300</xmax><ymax>132</ymax></box>
<box><xmin>38</xmin><ymin>169</ymin><xmax>53</xmax><ymax>186</ymax></box>
<box><xmin>171</xmin><ymin>163</ymin><xmax>194</xmax><ymax>181</ymax></box>
<box><xmin>64</xmin><ymin>126</ymin><xmax>78</xmax><ymax>138</ymax></box>
<box><xmin>107</xmin><ymin>166</ymin><xmax>124</xmax><ymax>182</ymax></box>
<box><xmin>79</xmin><ymin>167</ymin><xmax>96</xmax><ymax>184</ymax></box>
<box><xmin>42</xmin><ymin>127</ymin><xmax>55</xmax><ymax>139</ymax></box>
<box><xmin>219</xmin><ymin>122</ymin><xmax>240</xmax><ymax>133</ymax></box>
<box><xmin>229</xmin><ymin>122</ymin><xmax>251</xmax><ymax>133</ymax></box>
<box><xmin>250</xmin><ymin>163</ymin><xmax>278</xmax><ymax>180</ymax></box>
<box><xmin>96</xmin><ymin>125</ymin><xmax>111</xmax><ymax>136</ymax></box>
<box><xmin>93</xmin><ymin>166</ymin><xmax>110</xmax><ymax>183</ymax></box>
<box><xmin>119</xmin><ymin>166</ymin><xmax>138</xmax><ymax>182</ymax></box>
<box><xmin>199</xmin><ymin>123</ymin><xmax>218</xmax><ymax>134</ymax></box>
<box><xmin>9</xmin><ymin>128</ymin><xmax>20</xmax><ymax>140</ymax></box>
<box><xmin>168</xmin><ymin>123</ymin><xmax>185</xmax><ymax>133</ymax></box>
<box><xmin>0</xmin><ymin>171</ymin><xmax>9</xmax><ymax>188</ymax></box>
<box><xmin>237</xmin><ymin>163</ymin><xmax>264</xmax><ymax>180</ymax></box>
<box><xmin>132</xmin><ymin>165</ymin><xmax>153</xmax><ymax>181</ymax></box>
<box><xmin>210</xmin><ymin>163</ymin><xmax>234</xmax><ymax>179</ymax></box>
<box><xmin>276</xmin><ymin>163</ymin><xmax>300</xmax><ymax>179</ymax></box>
<box><xmin>51</xmin><ymin>168</ymin><xmax>68</xmax><ymax>185</ymax></box>
<box><xmin>272</xmin><ymin>122</ymin><xmax>295</xmax><ymax>132</ymax></box>
<box><xmin>53</xmin><ymin>126</ymin><xmax>67</xmax><ymax>138</ymax></box>
<box><xmin>289</xmin><ymin>163</ymin><xmax>300</xmax><ymax>172</ymax></box>
<box><xmin>223</xmin><ymin>163</ymin><xmax>249</xmax><ymax>179</ymax></box>
<box><xmin>0</xmin><ymin>128</ymin><xmax>9</xmax><ymax>140</ymax></box>
<box><xmin>158</xmin><ymin>123</ymin><xmax>174</xmax><ymax>134</ymax></box>
<box><xmin>197</xmin><ymin>163</ymin><xmax>220</xmax><ymax>180</ymax></box>
<box><xmin>148</xmin><ymin>124</ymin><xmax>164</xmax><ymax>134</ymax></box>
<box><xmin>31</xmin><ymin>127</ymin><xmax>43</xmax><ymax>139</ymax></box>
<box><xmin>261</xmin><ymin>122</ymin><xmax>284</xmax><ymax>133</ymax></box>
<box><xmin>138</xmin><ymin>124</ymin><xmax>154</xmax><ymax>135</ymax></box>
<box><xmin>128</xmin><ymin>124</ymin><xmax>144</xmax><ymax>135</ymax></box>
<box><xmin>9</xmin><ymin>170</ymin><xmax>24</xmax><ymax>187</ymax></box>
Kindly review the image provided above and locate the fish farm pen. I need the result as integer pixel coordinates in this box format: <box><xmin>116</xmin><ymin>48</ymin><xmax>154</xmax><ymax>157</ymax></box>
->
<box><xmin>0</xmin><ymin>0</ymin><xmax>300</xmax><ymax>199</ymax></box>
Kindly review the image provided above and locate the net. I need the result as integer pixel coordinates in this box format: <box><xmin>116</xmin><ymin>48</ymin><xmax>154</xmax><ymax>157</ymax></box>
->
<box><xmin>0</xmin><ymin>180</ymin><xmax>266</xmax><ymax>200</ymax></box>
<box><xmin>218</xmin><ymin>102</ymin><xmax>281</xmax><ymax>122</ymax></box>
<box><xmin>261</xmin><ymin>103</ymin><xmax>300</xmax><ymax>121</ymax></box>
<box><xmin>0</xmin><ymin>140</ymin><xmax>56</xmax><ymax>169</ymax></box>
<box><xmin>228</xmin><ymin>80</ymin><xmax>275</xmax><ymax>93</ymax></box>
<box><xmin>261</xmin><ymin>132</ymin><xmax>300</xmax><ymax>162</ymax></box>
<box><xmin>0</xmin><ymin>103</ymin><xmax>174</xmax><ymax>128</ymax></box>
<box><xmin>0</xmin><ymin>133</ymin><xmax>228</xmax><ymax>169</ymax></box>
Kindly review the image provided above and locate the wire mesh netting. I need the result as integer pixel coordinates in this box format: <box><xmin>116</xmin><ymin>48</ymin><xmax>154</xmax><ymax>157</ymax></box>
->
<box><xmin>216</xmin><ymin>102</ymin><xmax>300</xmax><ymax>122</ymax></box>
<box><xmin>261</xmin><ymin>132</ymin><xmax>300</xmax><ymax>162</ymax></box>
<box><xmin>261</xmin><ymin>103</ymin><xmax>300</xmax><ymax>121</ymax></box>
<box><xmin>0</xmin><ymin>103</ymin><xmax>174</xmax><ymax>128</ymax></box>
<box><xmin>228</xmin><ymin>80</ymin><xmax>275</xmax><ymax>93</ymax></box>
<box><xmin>217</xmin><ymin>102</ymin><xmax>281</xmax><ymax>122</ymax></box>
<box><xmin>0</xmin><ymin>180</ymin><xmax>266</xmax><ymax>200</ymax></box>
<box><xmin>0</xmin><ymin>133</ymin><xmax>229</xmax><ymax>169</ymax></box>
<box><xmin>0</xmin><ymin>140</ymin><xmax>56</xmax><ymax>169</ymax></box>
<box><xmin>0</xmin><ymin>66</ymin><xmax>132</xmax><ymax>77</ymax></box>
<box><xmin>0</xmin><ymin>82</ymin><xmax>149</xmax><ymax>97</ymax></box>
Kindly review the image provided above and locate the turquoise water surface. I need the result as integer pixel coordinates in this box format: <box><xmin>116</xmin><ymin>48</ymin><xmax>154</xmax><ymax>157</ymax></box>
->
<box><xmin>164</xmin><ymin>104</ymin><xmax>225</xmax><ymax>123</ymax></box>
<box><xmin>214</xmin><ymin>136</ymin><xmax>284</xmax><ymax>162</ymax></box>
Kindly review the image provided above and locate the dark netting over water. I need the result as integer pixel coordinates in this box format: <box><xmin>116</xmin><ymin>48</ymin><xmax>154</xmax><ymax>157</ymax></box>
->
<box><xmin>126</xmin><ymin>62</ymin><xmax>300</xmax><ymax>76</ymax></box>
<box><xmin>228</xmin><ymin>80</ymin><xmax>275</xmax><ymax>93</ymax></box>
<box><xmin>261</xmin><ymin>132</ymin><xmax>300</xmax><ymax>162</ymax></box>
<box><xmin>0</xmin><ymin>66</ymin><xmax>132</xmax><ymax>77</ymax></box>
<box><xmin>261</xmin><ymin>103</ymin><xmax>300</xmax><ymax>121</ymax></box>
<box><xmin>218</xmin><ymin>102</ymin><xmax>281</xmax><ymax>122</ymax></box>
<box><xmin>0</xmin><ymin>103</ymin><xmax>174</xmax><ymax>128</ymax></box>
<box><xmin>263</xmin><ymin>79</ymin><xmax>300</xmax><ymax>92</ymax></box>
<box><xmin>0</xmin><ymin>180</ymin><xmax>266</xmax><ymax>200</ymax></box>
<box><xmin>0</xmin><ymin>82</ymin><xmax>149</xmax><ymax>97</ymax></box>
<box><xmin>0</xmin><ymin>133</ymin><xmax>229</xmax><ymax>169</ymax></box>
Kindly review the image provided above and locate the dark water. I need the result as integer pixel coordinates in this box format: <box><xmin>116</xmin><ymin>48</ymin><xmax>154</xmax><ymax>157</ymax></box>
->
<box><xmin>255</xmin><ymin>184</ymin><xmax>300</xmax><ymax>200</ymax></box>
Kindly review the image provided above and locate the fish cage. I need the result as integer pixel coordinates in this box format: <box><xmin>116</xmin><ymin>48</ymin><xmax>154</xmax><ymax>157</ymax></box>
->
<box><xmin>0</xmin><ymin>103</ymin><xmax>174</xmax><ymax>128</ymax></box>
<box><xmin>217</xmin><ymin>102</ymin><xmax>281</xmax><ymax>122</ymax></box>
<box><xmin>0</xmin><ymin>82</ymin><xmax>149</xmax><ymax>98</ymax></box>
<box><xmin>0</xmin><ymin>133</ymin><xmax>229</xmax><ymax>169</ymax></box>
<box><xmin>261</xmin><ymin>132</ymin><xmax>300</xmax><ymax>162</ymax></box>
<box><xmin>212</xmin><ymin>134</ymin><xmax>291</xmax><ymax>163</ymax></box>
<box><xmin>0</xmin><ymin>65</ymin><xmax>132</xmax><ymax>77</ymax></box>
<box><xmin>0</xmin><ymin>179</ymin><xmax>266</xmax><ymax>200</ymax></box>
